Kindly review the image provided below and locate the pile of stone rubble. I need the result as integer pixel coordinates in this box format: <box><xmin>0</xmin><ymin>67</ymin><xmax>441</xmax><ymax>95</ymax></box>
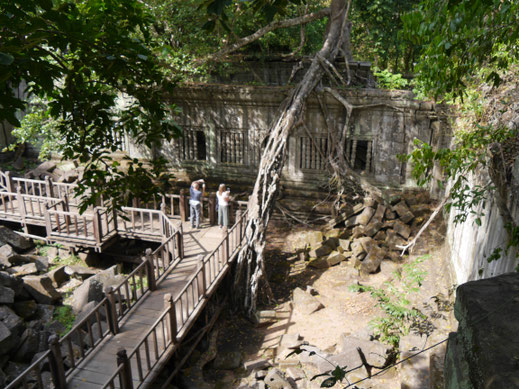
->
<box><xmin>23</xmin><ymin>160</ymin><xmax>82</xmax><ymax>183</ymax></box>
<box><xmin>291</xmin><ymin>194</ymin><xmax>430</xmax><ymax>274</ymax></box>
<box><xmin>0</xmin><ymin>227</ymin><xmax>125</xmax><ymax>387</ymax></box>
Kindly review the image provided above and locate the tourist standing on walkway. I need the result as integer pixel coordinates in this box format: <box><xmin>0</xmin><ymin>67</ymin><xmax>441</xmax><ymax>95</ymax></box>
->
<box><xmin>216</xmin><ymin>184</ymin><xmax>230</xmax><ymax>228</ymax></box>
<box><xmin>190</xmin><ymin>179</ymin><xmax>205</xmax><ymax>229</ymax></box>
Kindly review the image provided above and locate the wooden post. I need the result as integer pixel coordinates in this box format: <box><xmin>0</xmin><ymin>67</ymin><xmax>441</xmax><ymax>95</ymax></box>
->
<box><xmin>209</xmin><ymin>193</ymin><xmax>216</xmax><ymax>226</ymax></box>
<box><xmin>5</xmin><ymin>171</ymin><xmax>13</xmax><ymax>192</ymax></box>
<box><xmin>199</xmin><ymin>256</ymin><xmax>207</xmax><ymax>297</ymax></box>
<box><xmin>48</xmin><ymin>335</ymin><xmax>66</xmax><ymax>389</ymax></box>
<box><xmin>105</xmin><ymin>286</ymin><xmax>119</xmax><ymax>334</ymax></box>
<box><xmin>229</xmin><ymin>200</ymin><xmax>235</xmax><ymax>225</ymax></box>
<box><xmin>236</xmin><ymin>209</ymin><xmax>242</xmax><ymax>240</ymax></box>
<box><xmin>176</xmin><ymin>223</ymin><xmax>184</xmax><ymax>259</ymax></box>
<box><xmin>224</xmin><ymin>227</ymin><xmax>229</xmax><ymax>261</ymax></box>
<box><xmin>112</xmin><ymin>204</ymin><xmax>119</xmax><ymax>234</ymax></box>
<box><xmin>93</xmin><ymin>207</ymin><xmax>102</xmax><ymax>244</ymax></box>
<box><xmin>44</xmin><ymin>203</ymin><xmax>52</xmax><ymax>238</ymax></box>
<box><xmin>160</xmin><ymin>202</ymin><xmax>167</xmax><ymax>237</ymax></box>
<box><xmin>179</xmin><ymin>189</ymin><xmax>188</xmax><ymax>222</ymax></box>
<box><xmin>145</xmin><ymin>248</ymin><xmax>156</xmax><ymax>291</ymax></box>
<box><xmin>164</xmin><ymin>293</ymin><xmax>177</xmax><ymax>344</ymax></box>
<box><xmin>45</xmin><ymin>176</ymin><xmax>54</xmax><ymax>198</ymax></box>
<box><xmin>116</xmin><ymin>348</ymin><xmax>134</xmax><ymax>389</ymax></box>
<box><xmin>16</xmin><ymin>187</ymin><xmax>27</xmax><ymax>232</ymax></box>
<box><xmin>161</xmin><ymin>194</ymin><xmax>166</xmax><ymax>211</ymax></box>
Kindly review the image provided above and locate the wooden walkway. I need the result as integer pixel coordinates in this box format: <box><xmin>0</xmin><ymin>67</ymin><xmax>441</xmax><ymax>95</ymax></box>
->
<box><xmin>68</xmin><ymin>224</ymin><xmax>225</xmax><ymax>388</ymax></box>
<box><xmin>0</xmin><ymin>170</ymin><xmax>249</xmax><ymax>389</ymax></box>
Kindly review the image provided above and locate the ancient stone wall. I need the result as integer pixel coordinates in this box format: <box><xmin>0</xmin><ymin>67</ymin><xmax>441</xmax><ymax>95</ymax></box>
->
<box><xmin>125</xmin><ymin>85</ymin><xmax>449</xmax><ymax>191</ymax></box>
<box><xmin>446</xmin><ymin>168</ymin><xmax>519</xmax><ymax>284</ymax></box>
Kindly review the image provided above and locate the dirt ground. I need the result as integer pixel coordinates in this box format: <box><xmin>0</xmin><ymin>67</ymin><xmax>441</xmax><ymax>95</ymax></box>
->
<box><xmin>178</xmin><ymin>203</ymin><xmax>457</xmax><ymax>389</ymax></box>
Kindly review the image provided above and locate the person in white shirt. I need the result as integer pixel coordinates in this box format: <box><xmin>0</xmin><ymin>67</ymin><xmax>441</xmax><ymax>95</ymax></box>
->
<box><xmin>216</xmin><ymin>184</ymin><xmax>230</xmax><ymax>228</ymax></box>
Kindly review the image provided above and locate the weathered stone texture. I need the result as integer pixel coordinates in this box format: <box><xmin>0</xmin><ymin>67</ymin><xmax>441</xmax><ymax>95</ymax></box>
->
<box><xmin>444</xmin><ymin>273</ymin><xmax>519</xmax><ymax>388</ymax></box>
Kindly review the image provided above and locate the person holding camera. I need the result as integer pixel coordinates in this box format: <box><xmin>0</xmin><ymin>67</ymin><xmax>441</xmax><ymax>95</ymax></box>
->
<box><xmin>216</xmin><ymin>184</ymin><xmax>230</xmax><ymax>228</ymax></box>
<box><xmin>190</xmin><ymin>179</ymin><xmax>205</xmax><ymax>229</ymax></box>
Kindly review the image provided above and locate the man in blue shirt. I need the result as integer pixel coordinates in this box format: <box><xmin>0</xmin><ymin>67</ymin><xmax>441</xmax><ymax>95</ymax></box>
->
<box><xmin>190</xmin><ymin>179</ymin><xmax>205</xmax><ymax>229</ymax></box>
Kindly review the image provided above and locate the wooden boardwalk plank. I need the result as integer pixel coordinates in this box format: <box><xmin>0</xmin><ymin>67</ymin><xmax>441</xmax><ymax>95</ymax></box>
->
<box><xmin>66</xmin><ymin>222</ymin><xmax>224</xmax><ymax>388</ymax></box>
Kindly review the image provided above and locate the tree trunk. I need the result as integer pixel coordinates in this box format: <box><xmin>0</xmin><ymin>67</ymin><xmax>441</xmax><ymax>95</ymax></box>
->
<box><xmin>233</xmin><ymin>0</ymin><xmax>351</xmax><ymax>316</ymax></box>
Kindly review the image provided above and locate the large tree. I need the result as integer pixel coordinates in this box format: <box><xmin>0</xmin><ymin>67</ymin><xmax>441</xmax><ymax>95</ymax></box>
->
<box><xmin>0</xmin><ymin>0</ymin><xmax>180</xmax><ymax>211</ymax></box>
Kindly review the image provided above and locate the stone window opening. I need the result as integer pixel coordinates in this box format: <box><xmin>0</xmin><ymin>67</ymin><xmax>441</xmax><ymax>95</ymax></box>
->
<box><xmin>219</xmin><ymin>131</ymin><xmax>245</xmax><ymax>164</ymax></box>
<box><xmin>346</xmin><ymin>138</ymin><xmax>373</xmax><ymax>173</ymax></box>
<box><xmin>180</xmin><ymin>129</ymin><xmax>207</xmax><ymax>161</ymax></box>
<box><xmin>299</xmin><ymin>136</ymin><xmax>328</xmax><ymax>170</ymax></box>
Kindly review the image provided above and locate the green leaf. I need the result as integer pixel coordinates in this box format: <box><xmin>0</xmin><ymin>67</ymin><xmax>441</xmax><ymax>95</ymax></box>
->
<box><xmin>0</xmin><ymin>53</ymin><xmax>14</xmax><ymax>66</ymax></box>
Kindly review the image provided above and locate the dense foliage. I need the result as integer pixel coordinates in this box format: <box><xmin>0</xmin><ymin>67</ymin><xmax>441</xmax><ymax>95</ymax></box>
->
<box><xmin>0</xmin><ymin>0</ymin><xmax>180</xmax><ymax>210</ymax></box>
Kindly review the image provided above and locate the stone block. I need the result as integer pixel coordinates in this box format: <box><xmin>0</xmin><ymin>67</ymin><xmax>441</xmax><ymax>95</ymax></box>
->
<box><xmin>393</xmin><ymin>201</ymin><xmax>415</xmax><ymax>224</ymax></box>
<box><xmin>372</xmin><ymin>203</ymin><xmax>387</xmax><ymax>223</ymax></box>
<box><xmin>13</xmin><ymin>300</ymin><xmax>38</xmax><ymax>320</ymax></box>
<box><xmin>286</xmin><ymin>367</ymin><xmax>305</xmax><ymax>381</ymax></box>
<box><xmin>323</xmin><ymin>237</ymin><xmax>339</xmax><ymax>250</ymax></box>
<box><xmin>356</xmin><ymin>206</ymin><xmax>375</xmax><ymax>226</ymax></box>
<box><xmin>264</xmin><ymin>368</ymin><xmax>291</xmax><ymax>389</ymax></box>
<box><xmin>244</xmin><ymin>359</ymin><xmax>270</xmax><ymax>372</ymax></box>
<box><xmin>385</xmin><ymin>208</ymin><xmax>397</xmax><ymax>220</ymax></box>
<box><xmin>351</xmin><ymin>240</ymin><xmax>366</xmax><ymax>258</ymax></box>
<box><xmin>373</xmin><ymin>230</ymin><xmax>387</xmax><ymax>242</ymax></box>
<box><xmin>308</xmin><ymin>244</ymin><xmax>333</xmax><ymax>259</ymax></box>
<box><xmin>364</xmin><ymin>221</ymin><xmax>383</xmax><ymax>237</ymax></box>
<box><xmin>293</xmin><ymin>288</ymin><xmax>324</xmax><ymax>315</ymax></box>
<box><xmin>338</xmin><ymin>239</ymin><xmax>350</xmax><ymax>252</ymax></box>
<box><xmin>356</xmin><ymin>246</ymin><xmax>384</xmax><ymax>274</ymax></box>
<box><xmin>358</xmin><ymin>236</ymin><xmax>376</xmax><ymax>253</ymax></box>
<box><xmin>65</xmin><ymin>265</ymin><xmax>98</xmax><ymax>280</ymax></box>
<box><xmin>0</xmin><ymin>285</ymin><xmax>15</xmax><ymax>304</ymax></box>
<box><xmin>0</xmin><ymin>227</ymin><xmax>33</xmax><ymax>252</ymax></box>
<box><xmin>10</xmin><ymin>262</ymin><xmax>38</xmax><ymax>276</ymax></box>
<box><xmin>47</xmin><ymin>265</ymin><xmax>69</xmax><ymax>287</ymax></box>
<box><xmin>351</xmin><ymin>225</ymin><xmax>364</xmax><ymax>238</ymax></box>
<box><xmin>393</xmin><ymin>220</ymin><xmax>411</xmax><ymax>240</ymax></box>
<box><xmin>22</xmin><ymin>275</ymin><xmax>62</xmax><ymax>304</ymax></box>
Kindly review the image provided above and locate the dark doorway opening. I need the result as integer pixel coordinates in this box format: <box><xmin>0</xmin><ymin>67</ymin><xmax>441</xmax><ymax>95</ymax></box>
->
<box><xmin>196</xmin><ymin>131</ymin><xmax>206</xmax><ymax>160</ymax></box>
<box><xmin>354</xmin><ymin>140</ymin><xmax>368</xmax><ymax>171</ymax></box>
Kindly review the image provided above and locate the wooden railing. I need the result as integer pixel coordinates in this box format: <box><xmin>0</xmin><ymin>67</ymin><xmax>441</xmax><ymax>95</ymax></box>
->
<box><xmin>102</xmin><ymin>209</ymin><xmax>248</xmax><ymax>389</ymax></box>
<box><xmin>5</xmin><ymin>210</ymin><xmax>184</xmax><ymax>389</ymax></box>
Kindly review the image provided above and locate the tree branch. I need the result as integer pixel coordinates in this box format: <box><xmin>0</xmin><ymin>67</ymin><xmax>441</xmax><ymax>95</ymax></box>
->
<box><xmin>202</xmin><ymin>8</ymin><xmax>331</xmax><ymax>62</ymax></box>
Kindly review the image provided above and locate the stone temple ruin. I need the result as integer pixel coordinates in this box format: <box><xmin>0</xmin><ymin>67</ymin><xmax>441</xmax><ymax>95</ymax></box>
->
<box><xmin>121</xmin><ymin>61</ymin><xmax>451</xmax><ymax>191</ymax></box>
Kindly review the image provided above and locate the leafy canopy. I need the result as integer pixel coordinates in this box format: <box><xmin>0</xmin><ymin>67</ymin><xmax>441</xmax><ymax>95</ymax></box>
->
<box><xmin>0</xmin><ymin>0</ymin><xmax>181</xmax><ymax>211</ymax></box>
<box><xmin>403</xmin><ymin>0</ymin><xmax>519</xmax><ymax>100</ymax></box>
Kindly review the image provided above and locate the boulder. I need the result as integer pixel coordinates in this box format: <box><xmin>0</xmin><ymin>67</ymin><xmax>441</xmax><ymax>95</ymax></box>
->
<box><xmin>14</xmin><ymin>328</ymin><xmax>39</xmax><ymax>362</ymax></box>
<box><xmin>308</xmin><ymin>251</ymin><xmax>345</xmax><ymax>269</ymax></box>
<box><xmin>57</xmin><ymin>169</ymin><xmax>78</xmax><ymax>183</ymax></box>
<box><xmin>27</xmin><ymin>255</ymin><xmax>49</xmax><ymax>272</ymax></box>
<box><xmin>0</xmin><ymin>285</ymin><xmax>15</xmax><ymax>303</ymax></box>
<box><xmin>0</xmin><ymin>244</ymin><xmax>15</xmax><ymax>267</ymax></box>
<box><xmin>351</xmin><ymin>240</ymin><xmax>366</xmax><ymax>258</ymax></box>
<box><xmin>46</xmin><ymin>246</ymin><xmax>59</xmax><ymax>261</ymax></box>
<box><xmin>373</xmin><ymin>230</ymin><xmax>387</xmax><ymax>242</ymax></box>
<box><xmin>6</xmin><ymin>254</ymin><xmax>32</xmax><ymax>266</ymax></box>
<box><xmin>351</xmin><ymin>225</ymin><xmax>364</xmax><ymax>238</ymax></box>
<box><xmin>0</xmin><ymin>271</ymin><xmax>23</xmax><ymax>295</ymax></box>
<box><xmin>337</xmin><ymin>334</ymin><xmax>391</xmax><ymax>367</ymax></box>
<box><xmin>0</xmin><ymin>227</ymin><xmax>33</xmax><ymax>252</ymax></box>
<box><xmin>0</xmin><ymin>306</ymin><xmax>24</xmax><ymax>336</ymax></box>
<box><xmin>4</xmin><ymin>361</ymin><xmax>28</xmax><ymax>384</ymax></box>
<box><xmin>372</xmin><ymin>203</ymin><xmax>387</xmax><ymax>223</ymax></box>
<box><xmin>213</xmin><ymin>351</ymin><xmax>242</xmax><ymax>370</ymax></box>
<box><xmin>35</xmin><ymin>304</ymin><xmax>55</xmax><ymax>323</ymax></box>
<box><xmin>364</xmin><ymin>221</ymin><xmax>383</xmax><ymax>237</ymax></box>
<box><xmin>386</xmin><ymin>230</ymin><xmax>407</xmax><ymax>248</ymax></box>
<box><xmin>385</xmin><ymin>208</ymin><xmax>397</xmax><ymax>220</ymax></box>
<box><xmin>69</xmin><ymin>265</ymin><xmax>121</xmax><ymax>313</ymax></box>
<box><xmin>358</xmin><ymin>237</ymin><xmax>376</xmax><ymax>253</ymax></box>
<box><xmin>393</xmin><ymin>220</ymin><xmax>411</xmax><ymax>240</ymax></box>
<box><xmin>293</xmin><ymin>288</ymin><xmax>324</xmax><ymax>315</ymax></box>
<box><xmin>47</xmin><ymin>265</ymin><xmax>69</xmax><ymax>287</ymax></box>
<box><xmin>13</xmin><ymin>300</ymin><xmax>38</xmax><ymax>320</ymax></box>
<box><xmin>22</xmin><ymin>275</ymin><xmax>62</xmax><ymax>304</ymax></box>
<box><xmin>35</xmin><ymin>160</ymin><xmax>57</xmax><ymax>172</ymax></box>
<box><xmin>308</xmin><ymin>244</ymin><xmax>333</xmax><ymax>259</ymax></box>
<box><xmin>356</xmin><ymin>207</ymin><xmax>375</xmax><ymax>226</ymax></box>
<box><xmin>324</xmin><ymin>229</ymin><xmax>343</xmax><ymax>239</ymax></box>
<box><xmin>338</xmin><ymin>239</ymin><xmax>350</xmax><ymax>252</ymax></box>
<box><xmin>0</xmin><ymin>321</ymin><xmax>14</xmax><ymax>354</ymax></box>
<box><xmin>64</xmin><ymin>265</ymin><xmax>98</xmax><ymax>280</ymax></box>
<box><xmin>356</xmin><ymin>246</ymin><xmax>384</xmax><ymax>274</ymax></box>
<box><xmin>70</xmin><ymin>278</ymin><xmax>104</xmax><ymax>313</ymax></box>
<box><xmin>392</xmin><ymin>201</ymin><xmax>415</xmax><ymax>224</ymax></box>
<box><xmin>10</xmin><ymin>262</ymin><xmax>38</xmax><ymax>276</ymax></box>
<box><xmin>264</xmin><ymin>369</ymin><xmax>291</xmax><ymax>389</ymax></box>
<box><xmin>323</xmin><ymin>237</ymin><xmax>339</xmax><ymax>250</ymax></box>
